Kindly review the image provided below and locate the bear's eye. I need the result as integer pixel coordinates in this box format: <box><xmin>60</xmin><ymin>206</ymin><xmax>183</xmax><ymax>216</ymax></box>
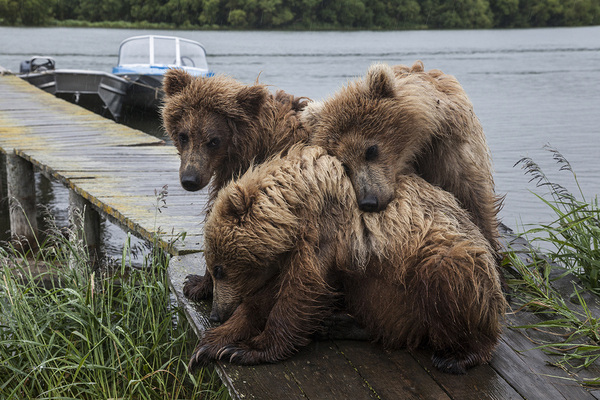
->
<box><xmin>207</xmin><ymin>137</ymin><xmax>221</xmax><ymax>149</ymax></box>
<box><xmin>365</xmin><ymin>145</ymin><xmax>379</xmax><ymax>161</ymax></box>
<box><xmin>178</xmin><ymin>132</ymin><xmax>189</xmax><ymax>145</ymax></box>
<box><xmin>213</xmin><ymin>265</ymin><xmax>225</xmax><ymax>280</ymax></box>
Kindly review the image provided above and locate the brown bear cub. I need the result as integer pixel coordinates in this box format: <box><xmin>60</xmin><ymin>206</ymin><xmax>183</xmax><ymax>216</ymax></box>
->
<box><xmin>303</xmin><ymin>61</ymin><xmax>503</xmax><ymax>258</ymax></box>
<box><xmin>188</xmin><ymin>145</ymin><xmax>506</xmax><ymax>375</ymax></box>
<box><xmin>161</xmin><ymin>70</ymin><xmax>310</xmax><ymax>303</ymax></box>
<box><xmin>161</xmin><ymin>69</ymin><xmax>309</xmax><ymax>202</ymax></box>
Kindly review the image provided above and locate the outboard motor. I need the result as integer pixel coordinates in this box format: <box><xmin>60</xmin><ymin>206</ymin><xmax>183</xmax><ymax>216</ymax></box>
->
<box><xmin>19</xmin><ymin>57</ymin><xmax>56</xmax><ymax>73</ymax></box>
<box><xmin>19</xmin><ymin>60</ymin><xmax>31</xmax><ymax>74</ymax></box>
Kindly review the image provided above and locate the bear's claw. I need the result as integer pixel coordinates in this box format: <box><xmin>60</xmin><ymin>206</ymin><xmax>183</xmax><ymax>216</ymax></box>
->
<box><xmin>188</xmin><ymin>346</ymin><xmax>212</xmax><ymax>371</ymax></box>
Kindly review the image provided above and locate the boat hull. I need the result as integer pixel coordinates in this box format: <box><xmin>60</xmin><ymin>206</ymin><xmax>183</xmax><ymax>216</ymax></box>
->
<box><xmin>19</xmin><ymin>69</ymin><xmax>129</xmax><ymax>120</ymax></box>
<box><xmin>120</xmin><ymin>74</ymin><xmax>164</xmax><ymax>111</ymax></box>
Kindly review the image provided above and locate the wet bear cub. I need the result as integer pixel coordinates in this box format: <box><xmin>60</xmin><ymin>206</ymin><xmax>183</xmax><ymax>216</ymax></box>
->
<box><xmin>188</xmin><ymin>145</ymin><xmax>506</xmax><ymax>375</ymax></box>
<box><xmin>161</xmin><ymin>69</ymin><xmax>309</xmax><ymax>203</ymax></box>
<box><xmin>161</xmin><ymin>69</ymin><xmax>310</xmax><ymax>303</ymax></box>
<box><xmin>303</xmin><ymin>61</ymin><xmax>503</xmax><ymax>258</ymax></box>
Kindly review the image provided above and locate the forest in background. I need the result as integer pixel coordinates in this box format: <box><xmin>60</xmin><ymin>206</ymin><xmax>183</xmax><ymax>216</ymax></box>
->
<box><xmin>1</xmin><ymin>0</ymin><xmax>599</xmax><ymax>29</ymax></box>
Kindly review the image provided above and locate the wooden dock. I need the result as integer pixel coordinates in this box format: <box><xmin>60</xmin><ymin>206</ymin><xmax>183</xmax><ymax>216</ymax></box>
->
<box><xmin>2</xmin><ymin>73</ymin><xmax>600</xmax><ymax>400</ymax></box>
<box><xmin>0</xmin><ymin>74</ymin><xmax>206</xmax><ymax>254</ymax></box>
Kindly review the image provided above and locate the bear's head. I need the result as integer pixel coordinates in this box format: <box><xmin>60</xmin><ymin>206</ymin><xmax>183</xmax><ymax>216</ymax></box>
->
<box><xmin>161</xmin><ymin>69</ymin><xmax>269</xmax><ymax>192</ymax></box>
<box><xmin>304</xmin><ymin>63</ymin><xmax>437</xmax><ymax>213</ymax></box>
<box><xmin>202</xmin><ymin>164</ymin><xmax>300</xmax><ymax>323</ymax></box>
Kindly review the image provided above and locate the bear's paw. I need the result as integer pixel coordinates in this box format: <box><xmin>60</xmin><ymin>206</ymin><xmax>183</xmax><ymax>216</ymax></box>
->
<box><xmin>431</xmin><ymin>348</ymin><xmax>486</xmax><ymax>375</ymax></box>
<box><xmin>183</xmin><ymin>274</ymin><xmax>213</xmax><ymax>302</ymax></box>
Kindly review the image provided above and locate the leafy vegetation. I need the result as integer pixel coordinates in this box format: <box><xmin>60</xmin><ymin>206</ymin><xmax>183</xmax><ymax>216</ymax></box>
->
<box><xmin>505</xmin><ymin>146</ymin><xmax>600</xmax><ymax>380</ymax></box>
<box><xmin>1</xmin><ymin>0</ymin><xmax>598</xmax><ymax>28</ymax></box>
<box><xmin>506</xmin><ymin>251</ymin><xmax>600</xmax><ymax>380</ymax></box>
<box><xmin>515</xmin><ymin>146</ymin><xmax>600</xmax><ymax>292</ymax></box>
<box><xmin>0</xmin><ymin>206</ymin><xmax>229</xmax><ymax>399</ymax></box>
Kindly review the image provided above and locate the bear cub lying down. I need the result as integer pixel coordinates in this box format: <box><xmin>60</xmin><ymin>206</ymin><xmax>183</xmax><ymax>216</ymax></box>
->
<box><xmin>304</xmin><ymin>61</ymin><xmax>503</xmax><ymax>259</ymax></box>
<box><xmin>188</xmin><ymin>145</ymin><xmax>506</xmax><ymax>374</ymax></box>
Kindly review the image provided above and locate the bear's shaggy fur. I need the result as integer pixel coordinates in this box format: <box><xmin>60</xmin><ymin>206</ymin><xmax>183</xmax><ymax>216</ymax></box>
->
<box><xmin>189</xmin><ymin>145</ymin><xmax>506</xmax><ymax>375</ymax></box>
<box><xmin>161</xmin><ymin>69</ymin><xmax>309</xmax><ymax>203</ymax></box>
<box><xmin>303</xmin><ymin>61</ymin><xmax>503</xmax><ymax>256</ymax></box>
<box><xmin>162</xmin><ymin>70</ymin><xmax>310</xmax><ymax>303</ymax></box>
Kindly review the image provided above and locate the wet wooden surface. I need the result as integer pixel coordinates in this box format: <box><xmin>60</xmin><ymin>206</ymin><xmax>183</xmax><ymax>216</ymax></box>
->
<box><xmin>4</xmin><ymin>73</ymin><xmax>600</xmax><ymax>400</ymax></box>
<box><xmin>0</xmin><ymin>74</ymin><xmax>205</xmax><ymax>254</ymax></box>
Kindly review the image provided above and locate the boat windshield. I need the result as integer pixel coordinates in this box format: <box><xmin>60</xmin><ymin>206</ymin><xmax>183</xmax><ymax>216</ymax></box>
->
<box><xmin>118</xmin><ymin>36</ymin><xmax>209</xmax><ymax>71</ymax></box>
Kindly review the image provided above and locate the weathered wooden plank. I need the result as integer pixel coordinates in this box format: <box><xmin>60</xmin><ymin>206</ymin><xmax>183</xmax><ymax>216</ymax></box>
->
<box><xmin>0</xmin><ymin>115</ymin><xmax>105</xmax><ymax>127</ymax></box>
<box><xmin>282</xmin><ymin>341</ymin><xmax>378</xmax><ymax>400</ymax></box>
<box><xmin>505</xmin><ymin>308</ymin><xmax>600</xmax><ymax>392</ymax></box>
<box><xmin>489</xmin><ymin>338</ymin><xmax>563</xmax><ymax>400</ymax></box>
<box><xmin>0</xmin><ymin>124</ymin><xmax>162</xmax><ymax>139</ymax></box>
<box><xmin>0</xmin><ymin>106</ymin><xmax>99</xmax><ymax>118</ymax></box>
<box><xmin>218</xmin><ymin>363</ymin><xmax>307</xmax><ymax>400</ymax></box>
<box><xmin>408</xmin><ymin>347</ymin><xmax>524</xmax><ymax>400</ymax></box>
<box><xmin>548</xmin><ymin>268</ymin><xmax>600</xmax><ymax>320</ymax></box>
<box><xmin>489</xmin><ymin>313</ymin><xmax>597</xmax><ymax>400</ymax></box>
<box><xmin>336</xmin><ymin>340</ymin><xmax>451</xmax><ymax>400</ymax></box>
<box><xmin>0</xmin><ymin>129</ymin><xmax>163</xmax><ymax>154</ymax></box>
<box><xmin>0</xmin><ymin>122</ymin><xmax>154</xmax><ymax>135</ymax></box>
<box><xmin>26</xmin><ymin>146</ymin><xmax>176</xmax><ymax>156</ymax></box>
<box><xmin>0</xmin><ymin>138</ymin><xmax>164</xmax><ymax>152</ymax></box>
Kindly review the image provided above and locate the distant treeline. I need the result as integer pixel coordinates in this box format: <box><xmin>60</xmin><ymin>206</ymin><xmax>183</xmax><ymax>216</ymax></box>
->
<box><xmin>1</xmin><ymin>0</ymin><xmax>599</xmax><ymax>29</ymax></box>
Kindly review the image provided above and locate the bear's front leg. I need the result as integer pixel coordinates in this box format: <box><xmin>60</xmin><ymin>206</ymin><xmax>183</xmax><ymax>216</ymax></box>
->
<box><xmin>188</xmin><ymin>299</ymin><xmax>268</xmax><ymax>370</ymax></box>
<box><xmin>217</xmin><ymin>246</ymin><xmax>336</xmax><ymax>365</ymax></box>
<box><xmin>183</xmin><ymin>273</ymin><xmax>213</xmax><ymax>302</ymax></box>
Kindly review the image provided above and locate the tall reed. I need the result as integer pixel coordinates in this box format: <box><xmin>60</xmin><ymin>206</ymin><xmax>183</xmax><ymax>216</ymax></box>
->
<box><xmin>515</xmin><ymin>145</ymin><xmax>600</xmax><ymax>292</ymax></box>
<box><xmin>506</xmin><ymin>146</ymin><xmax>600</xmax><ymax>379</ymax></box>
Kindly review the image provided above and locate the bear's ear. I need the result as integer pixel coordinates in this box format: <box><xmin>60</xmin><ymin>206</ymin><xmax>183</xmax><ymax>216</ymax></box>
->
<box><xmin>163</xmin><ymin>69</ymin><xmax>193</xmax><ymax>97</ymax></box>
<box><xmin>236</xmin><ymin>86</ymin><xmax>268</xmax><ymax>117</ymax></box>
<box><xmin>365</xmin><ymin>63</ymin><xmax>396</xmax><ymax>99</ymax></box>
<box><xmin>300</xmin><ymin>101</ymin><xmax>323</xmax><ymax>131</ymax></box>
<box><xmin>223</xmin><ymin>182</ymin><xmax>255</xmax><ymax>222</ymax></box>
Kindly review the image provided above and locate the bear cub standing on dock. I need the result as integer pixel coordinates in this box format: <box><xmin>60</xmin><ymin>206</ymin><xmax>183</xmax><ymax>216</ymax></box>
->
<box><xmin>188</xmin><ymin>145</ymin><xmax>506</xmax><ymax>375</ymax></box>
<box><xmin>161</xmin><ymin>70</ymin><xmax>310</xmax><ymax>304</ymax></box>
<box><xmin>303</xmin><ymin>61</ymin><xmax>503</xmax><ymax>257</ymax></box>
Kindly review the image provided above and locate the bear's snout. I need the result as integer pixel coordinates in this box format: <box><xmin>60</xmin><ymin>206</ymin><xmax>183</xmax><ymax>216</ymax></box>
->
<box><xmin>209</xmin><ymin>308</ymin><xmax>221</xmax><ymax>323</ymax></box>
<box><xmin>359</xmin><ymin>195</ymin><xmax>380</xmax><ymax>212</ymax></box>
<box><xmin>180</xmin><ymin>172</ymin><xmax>204</xmax><ymax>192</ymax></box>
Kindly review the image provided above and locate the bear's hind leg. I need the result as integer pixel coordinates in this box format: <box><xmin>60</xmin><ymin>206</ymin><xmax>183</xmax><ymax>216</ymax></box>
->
<box><xmin>431</xmin><ymin>337</ymin><xmax>498</xmax><ymax>375</ymax></box>
<box><xmin>406</xmin><ymin>241</ymin><xmax>504</xmax><ymax>374</ymax></box>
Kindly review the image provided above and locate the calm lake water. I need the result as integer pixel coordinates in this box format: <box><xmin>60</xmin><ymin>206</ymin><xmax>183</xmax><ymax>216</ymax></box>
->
<box><xmin>1</xmin><ymin>26</ymin><xmax>599</xmax><ymax>255</ymax></box>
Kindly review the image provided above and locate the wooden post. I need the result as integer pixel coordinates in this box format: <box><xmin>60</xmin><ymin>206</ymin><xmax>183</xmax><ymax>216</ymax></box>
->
<box><xmin>0</xmin><ymin>151</ymin><xmax>5</xmax><ymax>201</ymax></box>
<box><xmin>6</xmin><ymin>151</ymin><xmax>38</xmax><ymax>247</ymax></box>
<box><xmin>69</xmin><ymin>190</ymin><xmax>101</xmax><ymax>264</ymax></box>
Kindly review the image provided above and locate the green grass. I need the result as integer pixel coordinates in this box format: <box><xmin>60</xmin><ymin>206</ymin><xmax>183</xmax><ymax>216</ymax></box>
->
<box><xmin>515</xmin><ymin>145</ymin><xmax>600</xmax><ymax>292</ymax></box>
<box><xmin>505</xmin><ymin>251</ymin><xmax>600</xmax><ymax>376</ymax></box>
<box><xmin>504</xmin><ymin>145</ymin><xmax>600</xmax><ymax>382</ymax></box>
<box><xmin>0</xmin><ymin>204</ymin><xmax>229</xmax><ymax>399</ymax></box>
